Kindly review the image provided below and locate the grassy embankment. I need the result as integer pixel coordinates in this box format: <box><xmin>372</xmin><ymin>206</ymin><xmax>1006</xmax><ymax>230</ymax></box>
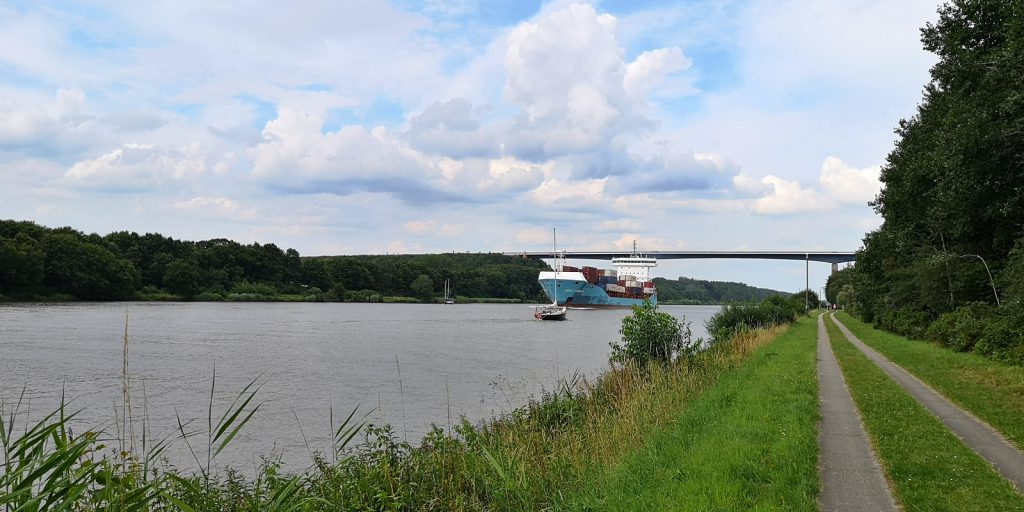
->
<box><xmin>565</xmin><ymin>313</ymin><xmax>820</xmax><ymax>510</ymax></box>
<box><xmin>836</xmin><ymin>311</ymin><xmax>1024</xmax><ymax>450</ymax></box>
<box><xmin>823</xmin><ymin>314</ymin><xmax>1024</xmax><ymax>511</ymax></box>
<box><xmin>2</xmin><ymin>313</ymin><xmax>809</xmax><ymax>510</ymax></box>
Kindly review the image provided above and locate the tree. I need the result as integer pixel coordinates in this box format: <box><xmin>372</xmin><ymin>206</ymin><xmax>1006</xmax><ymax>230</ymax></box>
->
<box><xmin>163</xmin><ymin>260</ymin><xmax>203</xmax><ymax>298</ymax></box>
<box><xmin>610</xmin><ymin>299</ymin><xmax>696</xmax><ymax>366</ymax></box>
<box><xmin>409</xmin><ymin>274</ymin><xmax>433</xmax><ymax>301</ymax></box>
<box><xmin>42</xmin><ymin>233</ymin><xmax>138</xmax><ymax>299</ymax></box>
<box><xmin>0</xmin><ymin>233</ymin><xmax>45</xmax><ymax>294</ymax></box>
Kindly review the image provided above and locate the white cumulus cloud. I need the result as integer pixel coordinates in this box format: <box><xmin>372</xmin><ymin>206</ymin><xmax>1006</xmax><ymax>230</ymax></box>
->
<box><xmin>501</xmin><ymin>3</ymin><xmax>688</xmax><ymax>161</ymax></box>
<box><xmin>64</xmin><ymin>143</ymin><xmax>209</xmax><ymax>189</ymax></box>
<box><xmin>173</xmin><ymin>196</ymin><xmax>257</xmax><ymax>220</ymax></box>
<box><xmin>819</xmin><ymin>156</ymin><xmax>881</xmax><ymax>204</ymax></box>
<box><xmin>624</xmin><ymin>47</ymin><xmax>692</xmax><ymax>98</ymax></box>
<box><xmin>751</xmin><ymin>175</ymin><xmax>831</xmax><ymax>214</ymax></box>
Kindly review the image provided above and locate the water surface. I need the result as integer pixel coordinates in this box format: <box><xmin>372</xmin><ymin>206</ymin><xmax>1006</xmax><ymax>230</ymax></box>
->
<box><xmin>0</xmin><ymin>302</ymin><xmax>719</xmax><ymax>471</ymax></box>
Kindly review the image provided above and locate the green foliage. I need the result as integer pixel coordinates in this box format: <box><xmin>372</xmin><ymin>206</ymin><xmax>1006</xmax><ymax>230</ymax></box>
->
<box><xmin>653</xmin><ymin>276</ymin><xmax>786</xmax><ymax>303</ymax></box>
<box><xmin>791</xmin><ymin>288</ymin><xmax>820</xmax><ymax>310</ymax></box>
<box><xmin>1001</xmin><ymin>238</ymin><xmax>1024</xmax><ymax>304</ymax></box>
<box><xmin>163</xmin><ymin>259</ymin><xmax>203</xmax><ymax>298</ymax></box>
<box><xmin>42</xmin><ymin>232</ymin><xmax>139</xmax><ymax>299</ymax></box>
<box><xmin>0</xmin><ymin>232</ymin><xmax>44</xmax><ymax>293</ymax></box>
<box><xmin>0</xmin><ymin>220</ymin><xmax>548</xmax><ymax>303</ymax></box>
<box><xmin>974</xmin><ymin>303</ymin><xmax>1024</xmax><ymax>364</ymax></box>
<box><xmin>704</xmin><ymin>295</ymin><xmax>802</xmax><ymax>344</ymax></box>
<box><xmin>610</xmin><ymin>299</ymin><xmax>697</xmax><ymax>366</ymax></box>
<box><xmin>409</xmin><ymin>273</ymin><xmax>433</xmax><ymax>301</ymax></box>
<box><xmin>925</xmin><ymin>302</ymin><xmax>995</xmax><ymax>351</ymax></box>
<box><xmin>835</xmin><ymin>0</ymin><xmax>1024</xmax><ymax>365</ymax></box>
<box><xmin>825</xmin><ymin>267</ymin><xmax>855</xmax><ymax>305</ymax></box>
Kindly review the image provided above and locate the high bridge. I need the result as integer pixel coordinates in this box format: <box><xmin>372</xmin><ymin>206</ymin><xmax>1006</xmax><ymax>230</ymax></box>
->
<box><xmin>504</xmin><ymin>251</ymin><xmax>856</xmax><ymax>265</ymax></box>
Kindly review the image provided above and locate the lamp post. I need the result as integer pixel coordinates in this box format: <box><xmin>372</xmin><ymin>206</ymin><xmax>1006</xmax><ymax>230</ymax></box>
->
<box><xmin>961</xmin><ymin>254</ymin><xmax>1001</xmax><ymax>307</ymax></box>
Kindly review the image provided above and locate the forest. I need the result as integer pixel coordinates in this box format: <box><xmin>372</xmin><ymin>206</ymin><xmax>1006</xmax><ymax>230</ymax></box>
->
<box><xmin>827</xmin><ymin>0</ymin><xmax>1024</xmax><ymax>364</ymax></box>
<box><xmin>0</xmin><ymin>220</ymin><xmax>548</xmax><ymax>302</ymax></box>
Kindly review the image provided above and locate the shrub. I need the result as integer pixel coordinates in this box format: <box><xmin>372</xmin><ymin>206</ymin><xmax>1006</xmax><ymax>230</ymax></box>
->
<box><xmin>876</xmin><ymin>307</ymin><xmax>931</xmax><ymax>339</ymax></box>
<box><xmin>610</xmin><ymin>299</ymin><xmax>696</xmax><ymax>366</ymax></box>
<box><xmin>194</xmin><ymin>291</ymin><xmax>226</xmax><ymax>301</ymax></box>
<box><xmin>704</xmin><ymin>295</ymin><xmax>800</xmax><ymax>344</ymax></box>
<box><xmin>974</xmin><ymin>302</ymin><xmax>1024</xmax><ymax>364</ymax></box>
<box><xmin>925</xmin><ymin>302</ymin><xmax>994</xmax><ymax>352</ymax></box>
<box><xmin>231</xmin><ymin>280</ymin><xmax>279</xmax><ymax>296</ymax></box>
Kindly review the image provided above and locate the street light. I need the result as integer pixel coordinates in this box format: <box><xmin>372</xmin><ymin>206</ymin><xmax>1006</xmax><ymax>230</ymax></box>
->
<box><xmin>961</xmin><ymin>254</ymin><xmax>1001</xmax><ymax>307</ymax></box>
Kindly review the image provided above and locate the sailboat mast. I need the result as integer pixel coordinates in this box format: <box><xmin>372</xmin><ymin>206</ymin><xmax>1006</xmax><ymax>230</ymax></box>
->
<box><xmin>553</xmin><ymin>227</ymin><xmax>558</xmax><ymax>306</ymax></box>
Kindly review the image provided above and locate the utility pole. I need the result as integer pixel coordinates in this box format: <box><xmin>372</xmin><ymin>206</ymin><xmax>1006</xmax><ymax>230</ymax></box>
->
<box><xmin>805</xmin><ymin>254</ymin><xmax>809</xmax><ymax>313</ymax></box>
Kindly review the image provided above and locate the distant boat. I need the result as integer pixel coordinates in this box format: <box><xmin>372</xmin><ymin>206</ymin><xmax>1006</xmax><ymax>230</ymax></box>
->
<box><xmin>443</xmin><ymin>279</ymin><xmax>455</xmax><ymax>305</ymax></box>
<box><xmin>534</xmin><ymin>228</ymin><xmax>567</xmax><ymax>321</ymax></box>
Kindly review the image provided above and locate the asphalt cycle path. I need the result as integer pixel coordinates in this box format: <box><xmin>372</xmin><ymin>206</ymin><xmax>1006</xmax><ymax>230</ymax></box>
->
<box><xmin>831</xmin><ymin>313</ymin><xmax>1024</xmax><ymax>493</ymax></box>
<box><xmin>816</xmin><ymin>314</ymin><xmax>897</xmax><ymax>511</ymax></box>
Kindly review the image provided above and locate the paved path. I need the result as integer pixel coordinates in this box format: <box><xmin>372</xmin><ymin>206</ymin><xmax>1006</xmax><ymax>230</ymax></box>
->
<box><xmin>831</xmin><ymin>313</ymin><xmax>1024</xmax><ymax>493</ymax></box>
<box><xmin>817</xmin><ymin>314</ymin><xmax>897</xmax><ymax>511</ymax></box>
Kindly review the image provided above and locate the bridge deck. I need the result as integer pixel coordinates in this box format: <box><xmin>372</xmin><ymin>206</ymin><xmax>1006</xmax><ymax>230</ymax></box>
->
<box><xmin>504</xmin><ymin>251</ymin><xmax>857</xmax><ymax>264</ymax></box>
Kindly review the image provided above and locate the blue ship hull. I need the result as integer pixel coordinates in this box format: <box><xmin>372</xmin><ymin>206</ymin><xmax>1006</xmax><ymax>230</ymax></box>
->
<box><xmin>539</xmin><ymin>279</ymin><xmax>656</xmax><ymax>308</ymax></box>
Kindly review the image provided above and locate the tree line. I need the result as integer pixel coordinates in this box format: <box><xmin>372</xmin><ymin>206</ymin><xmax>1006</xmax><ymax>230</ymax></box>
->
<box><xmin>653</xmin><ymin>276</ymin><xmax>787</xmax><ymax>304</ymax></box>
<box><xmin>0</xmin><ymin>220</ymin><xmax>548</xmax><ymax>302</ymax></box>
<box><xmin>827</xmin><ymin>0</ymin><xmax>1024</xmax><ymax>364</ymax></box>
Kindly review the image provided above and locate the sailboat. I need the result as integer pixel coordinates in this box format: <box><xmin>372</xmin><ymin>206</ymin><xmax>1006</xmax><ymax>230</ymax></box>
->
<box><xmin>443</xmin><ymin>279</ymin><xmax>455</xmax><ymax>304</ymax></box>
<box><xmin>534</xmin><ymin>228</ymin><xmax>567</xmax><ymax>321</ymax></box>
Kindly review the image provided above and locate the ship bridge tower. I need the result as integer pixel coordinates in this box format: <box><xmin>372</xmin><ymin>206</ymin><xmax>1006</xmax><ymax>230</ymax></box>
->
<box><xmin>611</xmin><ymin>241</ymin><xmax>657</xmax><ymax>282</ymax></box>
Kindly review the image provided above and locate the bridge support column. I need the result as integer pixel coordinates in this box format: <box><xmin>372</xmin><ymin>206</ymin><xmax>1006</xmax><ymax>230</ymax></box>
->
<box><xmin>805</xmin><ymin>255</ymin><xmax>810</xmax><ymax>312</ymax></box>
<box><xmin>832</xmin><ymin>262</ymin><xmax>838</xmax><ymax>275</ymax></box>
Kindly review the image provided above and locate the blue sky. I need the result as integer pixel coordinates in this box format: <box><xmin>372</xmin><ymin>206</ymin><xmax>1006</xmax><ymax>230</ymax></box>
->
<box><xmin>0</xmin><ymin>0</ymin><xmax>942</xmax><ymax>292</ymax></box>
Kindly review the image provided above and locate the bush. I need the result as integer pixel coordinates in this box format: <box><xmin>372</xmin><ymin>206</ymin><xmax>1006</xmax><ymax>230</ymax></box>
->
<box><xmin>610</xmin><ymin>299</ymin><xmax>696</xmax><ymax>366</ymax></box>
<box><xmin>231</xmin><ymin>280</ymin><xmax>279</xmax><ymax>296</ymax></box>
<box><xmin>925</xmin><ymin>302</ymin><xmax>994</xmax><ymax>352</ymax></box>
<box><xmin>705</xmin><ymin>295</ymin><xmax>801</xmax><ymax>344</ymax></box>
<box><xmin>973</xmin><ymin>303</ymin><xmax>1024</xmax><ymax>364</ymax></box>
<box><xmin>876</xmin><ymin>307</ymin><xmax>932</xmax><ymax>339</ymax></box>
<box><xmin>194</xmin><ymin>291</ymin><xmax>226</xmax><ymax>301</ymax></box>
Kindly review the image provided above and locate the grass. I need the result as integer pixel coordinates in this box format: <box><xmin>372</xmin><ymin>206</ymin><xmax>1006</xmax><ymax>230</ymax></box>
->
<box><xmin>565</xmin><ymin>314</ymin><xmax>820</xmax><ymax>511</ymax></box>
<box><xmin>824</xmin><ymin>314</ymin><xmax>1024</xmax><ymax>511</ymax></box>
<box><xmin>836</xmin><ymin>312</ymin><xmax>1024</xmax><ymax>450</ymax></box>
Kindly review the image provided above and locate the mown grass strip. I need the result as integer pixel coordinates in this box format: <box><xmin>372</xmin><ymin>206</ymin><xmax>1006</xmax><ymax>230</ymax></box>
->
<box><xmin>837</xmin><ymin>312</ymin><xmax>1024</xmax><ymax>450</ymax></box>
<box><xmin>824</xmin><ymin>314</ymin><xmax>1024</xmax><ymax>511</ymax></box>
<box><xmin>566</xmin><ymin>315</ymin><xmax>820</xmax><ymax>511</ymax></box>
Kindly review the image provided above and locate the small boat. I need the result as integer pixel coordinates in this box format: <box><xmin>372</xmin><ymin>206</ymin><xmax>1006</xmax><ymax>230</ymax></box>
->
<box><xmin>443</xmin><ymin>279</ymin><xmax>455</xmax><ymax>304</ymax></box>
<box><xmin>533</xmin><ymin>228</ymin><xmax>567</xmax><ymax>321</ymax></box>
<box><xmin>534</xmin><ymin>303</ymin><xmax>567</xmax><ymax>320</ymax></box>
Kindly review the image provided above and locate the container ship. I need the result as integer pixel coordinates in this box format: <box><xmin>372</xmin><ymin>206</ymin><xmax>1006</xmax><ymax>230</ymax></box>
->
<box><xmin>538</xmin><ymin>249</ymin><xmax>657</xmax><ymax>308</ymax></box>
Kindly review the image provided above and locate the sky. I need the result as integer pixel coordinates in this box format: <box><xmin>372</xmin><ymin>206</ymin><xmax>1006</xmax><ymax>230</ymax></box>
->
<box><xmin>0</xmin><ymin>0</ymin><xmax>942</xmax><ymax>293</ymax></box>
